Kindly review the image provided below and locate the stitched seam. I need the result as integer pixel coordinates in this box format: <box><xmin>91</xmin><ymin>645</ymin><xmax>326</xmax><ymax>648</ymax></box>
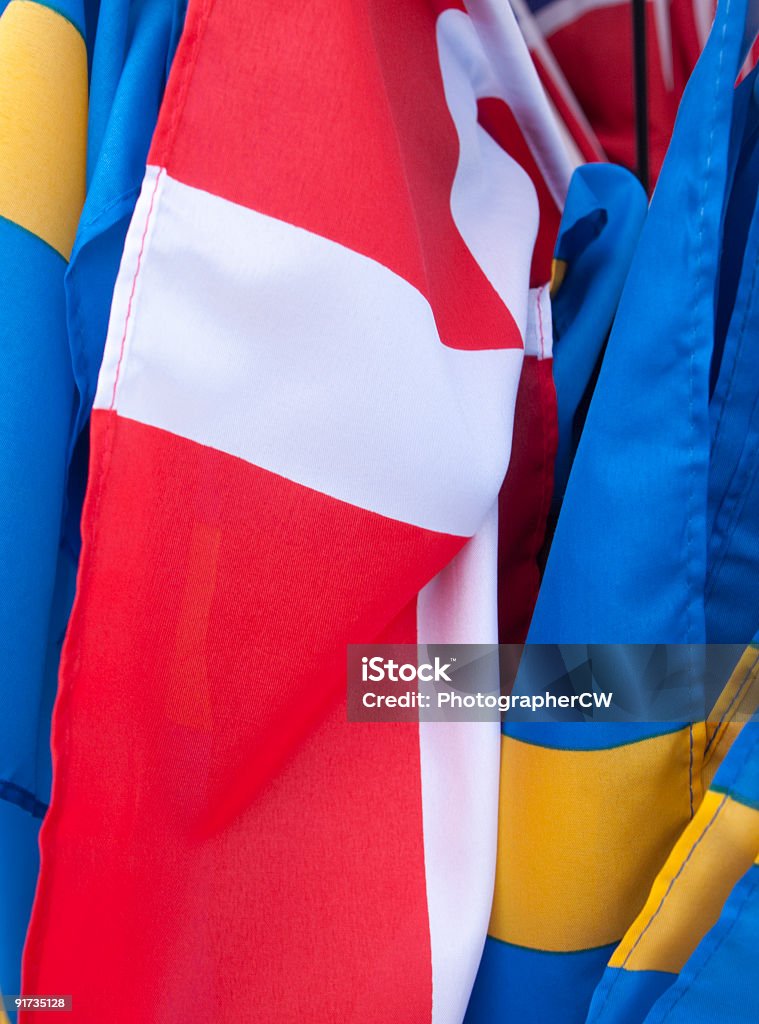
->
<box><xmin>78</xmin><ymin>185</ymin><xmax>141</xmax><ymax>231</ymax></box>
<box><xmin>108</xmin><ymin>169</ymin><xmax>163</xmax><ymax>411</ymax></box>
<box><xmin>704</xmin><ymin>649</ymin><xmax>759</xmax><ymax>761</ymax></box>
<box><xmin>657</xmin><ymin>865</ymin><xmax>759</xmax><ymax>1020</ymax></box>
<box><xmin>709</xmin><ymin>216</ymin><xmax>759</xmax><ymax>456</ymax></box>
<box><xmin>705</xmin><ymin>407</ymin><xmax>759</xmax><ymax>598</ymax></box>
<box><xmin>685</xmin><ymin>1</ymin><xmax>730</xmax><ymax>643</ymax></box>
<box><xmin>0</xmin><ymin>779</ymin><xmax>47</xmax><ymax>818</ymax></box>
<box><xmin>621</xmin><ymin>795</ymin><xmax>727</xmax><ymax>968</ymax></box>
<box><xmin>607</xmin><ymin>725</ymin><xmax>759</xmax><ymax>1010</ymax></box>
<box><xmin>707</xmin><ymin>720</ymin><xmax>759</xmax><ymax>808</ymax></box>
<box><xmin>596</xmin><ymin>793</ymin><xmax>728</xmax><ymax>1016</ymax></box>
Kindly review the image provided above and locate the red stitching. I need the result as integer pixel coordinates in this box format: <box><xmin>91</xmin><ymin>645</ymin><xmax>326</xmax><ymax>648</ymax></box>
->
<box><xmin>108</xmin><ymin>168</ymin><xmax>164</xmax><ymax>410</ymax></box>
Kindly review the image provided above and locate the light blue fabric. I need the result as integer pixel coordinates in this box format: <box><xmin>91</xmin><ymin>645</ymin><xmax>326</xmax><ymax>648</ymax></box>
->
<box><xmin>529</xmin><ymin>0</ymin><xmax>757</xmax><ymax>646</ymax></box>
<box><xmin>641</xmin><ymin>722</ymin><xmax>759</xmax><ymax>1024</ymax></box>
<box><xmin>642</xmin><ymin>861</ymin><xmax>759</xmax><ymax>1023</ymax></box>
<box><xmin>586</xmin><ymin>966</ymin><xmax>675</xmax><ymax>1024</ymax></box>
<box><xmin>711</xmin><ymin>716</ymin><xmax>759</xmax><ymax>809</ymax></box>
<box><xmin>0</xmin><ymin>15</ymin><xmax>90</xmax><ymax>1010</ymax></box>
<box><xmin>0</xmin><ymin>803</ymin><xmax>40</xmax><ymax>1013</ymax></box>
<box><xmin>586</xmin><ymin>719</ymin><xmax>759</xmax><ymax>1024</ymax></box>
<box><xmin>0</xmin><ymin>0</ymin><xmax>184</xmax><ymax>811</ymax></box>
<box><xmin>551</xmin><ymin>164</ymin><xmax>647</xmax><ymax>509</ymax></box>
<box><xmin>468</xmin><ymin>0</ymin><xmax>759</xmax><ymax>1019</ymax></box>
<box><xmin>465</xmin><ymin>936</ymin><xmax>618</xmax><ymax>1024</ymax></box>
<box><xmin>0</xmin><ymin>217</ymin><xmax>74</xmax><ymax>1007</ymax></box>
<box><xmin>0</xmin><ymin>219</ymin><xmax>75</xmax><ymax>816</ymax></box>
<box><xmin>0</xmin><ymin>0</ymin><xmax>184</xmax><ymax>809</ymax></box>
<box><xmin>705</xmin><ymin>72</ymin><xmax>759</xmax><ymax>642</ymax></box>
<box><xmin>65</xmin><ymin>0</ymin><xmax>185</xmax><ymax>556</ymax></box>
<box><xmin>0</xmin><ymin>0</ymin><xmax>185</xmax><ymax>1000</ymax></box>
<box><xmin>639</xmin><ymin>721</ymin><xmax>759</xmax><ymax>1024</ymax></box>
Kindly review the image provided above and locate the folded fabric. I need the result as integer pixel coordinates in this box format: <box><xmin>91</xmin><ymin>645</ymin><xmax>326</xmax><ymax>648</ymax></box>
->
<box><xmin>21</xmin><ymin>2</ymin><xmax>577</xmax><ymax>1021</ymax></box>
<box><xmin>550</xmin><ymin>161</ymin><xmax>647</xmax><ymax>511</ymax></box>
<box><xmin>587</xmin><ymin>661</ymin><xmax>759</xmax><ymax>1023</ymax></box>
<box><xmin>468</xmin><ymin>0</ymin><xmax>759</xmax><ymax>1017</ymax></box>
<box><xmin>0</xmin><ymin>0</ymin><xmax>87</xmax><ymax>999</ymax></box>
<box><xmin>0</xmin><ymin>0</ymin><xmax>184</xmax><ymax>1004</ymax></box>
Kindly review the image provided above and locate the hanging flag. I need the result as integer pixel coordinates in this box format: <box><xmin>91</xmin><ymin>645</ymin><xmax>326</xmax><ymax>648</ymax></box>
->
<box><xmin>0</xmin><ymin>0</ymin><xmax>87</xmax><ymax>1001</ymax></box>
<box><xmin>520</xmin><ymin>0</ymin><xmax>710</xmax><ymax>180</ymax></box>
<box><xmin>21</xmin><ymin>1</ymin><xmax>574</xmax><ymax>1021</ymax></box>
<box><xmin>468</xmin><ymin>0</ymin><xmax>759</xmax><ymax>1018</ymax></box>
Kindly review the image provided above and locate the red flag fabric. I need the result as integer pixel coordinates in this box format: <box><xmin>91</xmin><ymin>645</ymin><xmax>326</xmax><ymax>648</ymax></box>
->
<box><xmin>21</xmin><ymin>2</ymin><xmax>574</xmax><ymax>1021</ymax></box>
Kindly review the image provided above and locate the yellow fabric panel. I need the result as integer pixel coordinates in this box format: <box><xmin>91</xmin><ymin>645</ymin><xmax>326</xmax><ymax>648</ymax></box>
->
<box><xmin>0</xmin><ymin>0</ymin><xmax>87</xmax><ymax>258</ymax></box>
<box><xmin>489</xmin><ymin>727</ymin><xmax>700</xmax><ymax>952</ymax></box>
<box><xmin>610</xmin><ymin>791</ymin><xmax>759</xmax><ymax>973</ymax></box>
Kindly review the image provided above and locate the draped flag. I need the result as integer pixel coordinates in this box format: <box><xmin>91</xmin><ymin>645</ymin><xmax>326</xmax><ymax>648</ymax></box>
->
<box><xmin>0</xmin><ymin>0</ymin><xmax>87</xmax><ymax>1000</ymax></box>
<box><xmin>0</xmin><ymin>0</ymin><xmax>184</xmax><ymax>1005</ymax></box>
<box><xmin>468</xmin><ymin>0</ymin><xmax>759</xmax><ymax>1019</ymax></box>
<box><xmin>586</xmin><ymin>653</ymin><xmax>759</xmax><ymax>1024</ymax></box>
<box><xmin>21</xmin><ymin>2</ymin><xmax>575</xmax><ymax>1021</ymax></box>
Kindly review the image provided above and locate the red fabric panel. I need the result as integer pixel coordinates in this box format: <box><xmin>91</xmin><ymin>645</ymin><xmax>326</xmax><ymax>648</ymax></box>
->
<box><xmin>148</xmin><ymin>0</ymin><xmax>522</xmax><ymax>351</ymax></box>
<box><xmin>530</xmin><ymin>54</ymin><xmax>607</xmax><ymax>164</ymax></box>
<box><xmin>671</xmin><ymin>0</ymin><xmax>707</xmax><ymax>76</ymax></box>
<box><xmin>498</xmin><ymin>355</ymin><xmax>558</xmax><ymax>643</ymax></box>
<box><xmin>23</xmin><ymin>411</ymin><xmax>465</xmax><ymax>1022</ymax></box>
<box><xmin>546</xmin><ymin>3</ymin><xmax>698</xmax><ymax>182</ymax></box>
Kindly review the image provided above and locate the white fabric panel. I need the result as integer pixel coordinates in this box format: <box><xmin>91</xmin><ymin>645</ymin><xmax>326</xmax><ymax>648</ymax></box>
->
<box><xmin>417</xmin><ymin>502</ymin><xmax>501</xmax><ymax>1024</ymax></box>
<box><xmin>465</xmin><ymin>0</ymin><xmax>578</xmax><ymax>206</ymax></box>
<box><xmin>437</xmin><ymin>8</ymin><xmax>538</xmax><ymax>339</ymax></box>
<box><xmin>96</xmin><ymin>168</ymin><xmax>522</xmax><ymax>538</ymax></box>
<box><xmin>508</xmin><ymin>0</ymin><xmax>603</xmax><ymax>162</ymax></box>
<box><xmin>694</xmin><ymin>0</ymin><xmax>715</xmax><ymax>46</ymax></box>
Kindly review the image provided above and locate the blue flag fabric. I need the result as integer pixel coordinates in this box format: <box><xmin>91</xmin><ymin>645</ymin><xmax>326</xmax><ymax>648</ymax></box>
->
<box><xmin>468</xmin><ymin>0</ymin><xmax>759</xmax><ymax>1019</ymax></box>
<box><xmin>0</xmin><ymin>0</ymin><xmax>184</xmax><ymax>1003</ymax></box>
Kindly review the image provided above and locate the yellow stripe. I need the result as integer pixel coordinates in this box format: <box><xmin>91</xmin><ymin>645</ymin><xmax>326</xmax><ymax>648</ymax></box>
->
<box><xmin>489</xmin><ymin>727</ymin><xmax>701</xmax><ymax>951</ymax></box>
<box><xmin>0</xmin><ymin>0</ymin><xmax>87</xmax><ymax>258</ymax></box>
<box><xmin>610</xmin><ymin>791</ymin><xmax>759</xmax><ymax>973</ymax></box>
